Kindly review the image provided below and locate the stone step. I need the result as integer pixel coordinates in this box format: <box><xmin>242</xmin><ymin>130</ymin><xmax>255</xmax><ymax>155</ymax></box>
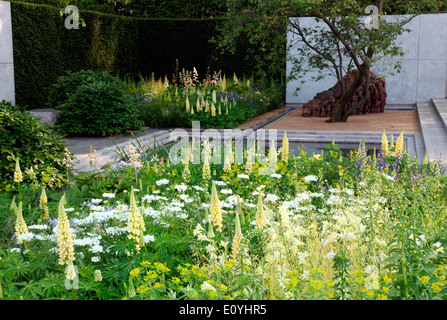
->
<box><xmin>432</xmin><ymin>98</ymin><xmax>447</xmax><ymax>133</ymax></box>
<box><xmin>416</xmin><ymin>101</ymin><xmax>447</xmax><ymax>167</ymax></box>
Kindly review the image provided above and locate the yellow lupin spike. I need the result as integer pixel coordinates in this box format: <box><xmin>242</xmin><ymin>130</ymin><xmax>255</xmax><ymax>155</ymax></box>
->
<box><xmin>127</xmin><ymin>186</ymin><xmax>146</xmax><ymax>252</ymax></box>
<box><xmin>395</xmin><ymin>129</ymin><xmax>405</xmax><ymax>156</ymax></box>
<box><xmin>423</xmin><ymin>151</ymin><xmax>429</xmax><ymax>165</ymax></box>
<box><xmin>15</xmin><ymin>202</ymin><xmax>28</xmax><ymax>244</ymax></box>
<box><xmin>209</xmin><ymin>181</ymin><xmax>223</xmax><ymax>232</ymax></box>
<box><xmin>40</xmin><ymin>187</ymin><xmax>49</xmax><ymax>220</ymax></box>
<box><xmin>14</xmin><ymin>158</ymin><xmax>23</xmax><ymax>183</ymax></box>
<box><xmin>202</xmin><ymin>157</ymin><xmax>211</xmax><ymax>180</ymax></box>
<box><xmin>182</xmin><ymin>163</ymin><xmax>191</xmax><ymax>182</ymax></box>
<box><xmin>237</xmin><ymin>194</ymin><xmax>245</xmax><ymax>225</ymax></box>
<box><xmin>221</xmin><ymin>75</ymin><xmax>226</xmax><ymax>91</ymax></box>
<box><xmin>255</xmin><ymin>192</ymin><xmax>266</xmax><ymax>230</ymax></box>
<box><xmin>185</xmin><ymin>96</ymin><xmax>190</xmax><ymax>113</ymax></box>
<box><xmin>223</xmin><ymin>141</ymin><xmax>232</xmax><ymax>173</ymax></box>
<box><xmin>381</xmin><ymin>129</ymin><xmax>389</xmax><ymax>156</ymax></box>
<box><xmin>268</xmin><ymin>140</ymin><xmax>278</xmax><ymax>171</ymax></box>
<box><xmin>231</xmin><ymin>211</ymin><xmax>243</xmax><ymax>259</ymax></box>
<box><xmin>10</xmin><ymin>196</ymin><xmax>17</xmax><ymax>213</ymax></box>
<box><xmin>280</xmin><ymin>131</ymin><xmax>289</xmax><ymax>162</ymax></box>
<box><xmin>56</xmin><ymin>194</ymin><xmax>75</xmax><ymax>265</ymax></box>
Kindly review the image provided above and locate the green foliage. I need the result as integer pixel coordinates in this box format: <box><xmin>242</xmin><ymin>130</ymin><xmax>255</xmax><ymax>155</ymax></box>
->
<box><xmin>0</xmin><ymin>100</ymin><xmax>73</xmax><ymax>191</ymax></box>
<box><xmin>132</xmin><ymin>71</ymin><xmax>284</xmax><ymax>129</ymax></box>
<box><xmin>52</xmin><ymin>70</ymin><xmax>143</xmax><ymax>137</ymax></box>
<box><xmin>118</xmin><ymin>0</ymin><xmax>228</xmax><ymax>18</ymax></box>
<box><xmin>1</xmin><ymin>133</ymin><xmax>447</xmax><ymax>300</ymax></box>
<box><xmin>10</xmin><ymin>1</ymin><xmax>277</xmax><ymax>110</ymax></box>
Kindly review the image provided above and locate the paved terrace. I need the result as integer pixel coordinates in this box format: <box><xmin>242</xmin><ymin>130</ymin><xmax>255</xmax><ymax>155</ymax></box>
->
<box><xmin>62</xmin><ymin>101</ymin><xmax>447</xmax><ymax>172</ymax></box>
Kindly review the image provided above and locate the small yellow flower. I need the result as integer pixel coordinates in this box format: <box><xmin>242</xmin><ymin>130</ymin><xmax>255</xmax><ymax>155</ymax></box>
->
<box><xmin>171</xmin><ymin>277</ymin><xmax>181</xmax><ymax>284</ymax></box>
<box><xmin>419</xmin><ymin>276</ymin><xmax>430</xmax><ymax>284</ymax></box>
<box><xmin>130</xmin><ymin>267</ymin><xmax>141</xmax><ymax>277</ymax></box>
<box><xmin>144</xmin><ymin>270</ymin><xmax>158</xmax><ymax>280</ymax></box>
<box><xmin>431</xmin><ymin>282</ymin><xmax>443</xmax><ymax>292</ymax></box>
<box><xmin>137</xmin><ymin>285</ymin><xmax>149</xmax><ymax>294</ymax></box>
<box><xmin>154</xmin><ymin>262</ymin><xmax>170</xmax><ymax>273</ymax></box>
<box><xmin>383</xmin><ymin>276</ymin><xmax>392</xmax><ymax>285</ymax></box>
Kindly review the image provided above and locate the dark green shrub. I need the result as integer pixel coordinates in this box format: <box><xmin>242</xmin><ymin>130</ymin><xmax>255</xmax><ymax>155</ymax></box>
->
<box><xmin>53</xmin><ymin>70</ymin><xmax>143</xmax><ymax>137</ymax></box>
<box><xmin>49</xmin><ymin>69</ymin><xmax>117</xmax><ymax>108</ymax></box>
<box><xmin>0</xmin><ymin>100</ymin><xmax>73</xmax><ymax>191</ymax></box>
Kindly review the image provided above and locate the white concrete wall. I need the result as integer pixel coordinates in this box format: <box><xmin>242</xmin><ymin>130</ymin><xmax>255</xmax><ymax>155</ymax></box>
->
<box><xmin>0</xmin><ymin>1</ymin><xmax>15</xmax><ymax>105</ymax></box>
<box><xmin>286</xmin><ymin>14</ymin><xmax>447</xmax><ymax>105</ymax></box>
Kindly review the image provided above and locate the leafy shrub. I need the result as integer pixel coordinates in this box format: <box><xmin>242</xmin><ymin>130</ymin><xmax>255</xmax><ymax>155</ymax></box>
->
<box><xmin>0</xmin><ymin>100</ymin><xmax>73</xmax><ymax>191</ymax></box>
<box><xmin>52</xmin><ymin>70</ymin><xmax>143</xmax><ymax>137</ymax></box>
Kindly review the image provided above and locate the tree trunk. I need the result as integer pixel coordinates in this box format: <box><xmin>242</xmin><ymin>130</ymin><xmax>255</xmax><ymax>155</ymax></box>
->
<box><xmin>329</xmin><ymin>70</ymin><xmax>365</xmax><ymax>122</ymax></box>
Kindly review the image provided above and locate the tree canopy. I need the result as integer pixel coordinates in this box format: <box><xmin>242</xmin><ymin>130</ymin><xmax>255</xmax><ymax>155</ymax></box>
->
<box><xmin>215</xmin><ymin>0</ymin><xmax>447</xmax><ymax>122</ymax></box>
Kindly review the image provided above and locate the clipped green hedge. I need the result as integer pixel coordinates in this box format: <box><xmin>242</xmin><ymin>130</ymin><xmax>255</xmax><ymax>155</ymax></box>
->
<box><xmin>10</xmin><ymin>1</ymin><xmax>284</xmax><ymax>110</ymax></box>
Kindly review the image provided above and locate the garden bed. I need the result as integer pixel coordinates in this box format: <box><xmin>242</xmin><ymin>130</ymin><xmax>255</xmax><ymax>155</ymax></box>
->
<box><xmin>1</xmin><ymin>132</ymin><xmax>446</xmax><ymax>300</ymax></box>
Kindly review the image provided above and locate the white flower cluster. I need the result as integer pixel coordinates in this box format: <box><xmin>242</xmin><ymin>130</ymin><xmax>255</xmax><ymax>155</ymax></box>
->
<box><xmin>303</xmin><ymin>175</ymin><xmax>318</xmax><ymax>182</ymax></box>
<box><xmin>156</xmin><ymin>179</ymin><xmax>169</xmax><ymax>186</ymax></box>
<box><xmin>174</xmin><ymin>183</ymin><xmax>188</xmax><ymax>192</ymax></box>
<box><xmin>102</xmin><ymin>193</ymin><xmax>115</xmax><ymax>198</ymax></box>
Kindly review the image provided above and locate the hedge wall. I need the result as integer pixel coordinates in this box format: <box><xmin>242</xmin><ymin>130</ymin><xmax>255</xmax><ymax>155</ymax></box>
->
<box><xmin>10</xmin><ymin>1</ymin><xmax>285</xmax><ymax>110</ymax></box>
